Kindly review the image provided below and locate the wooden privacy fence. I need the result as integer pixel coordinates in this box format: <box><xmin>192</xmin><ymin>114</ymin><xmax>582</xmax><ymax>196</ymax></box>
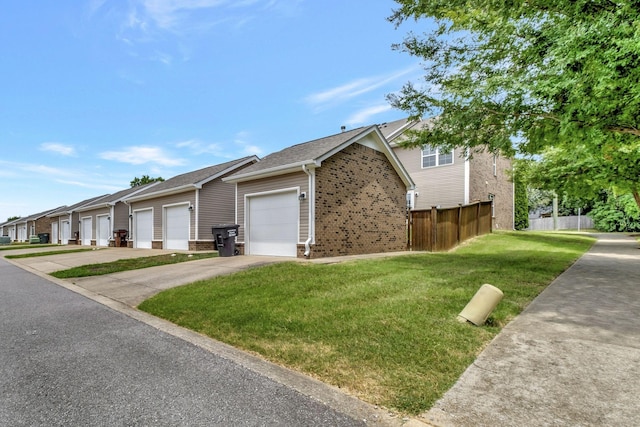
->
<box><xmin>409</xmin><ymin>201</ymin><xmax>493</xmax><ymax>251</ymax></box>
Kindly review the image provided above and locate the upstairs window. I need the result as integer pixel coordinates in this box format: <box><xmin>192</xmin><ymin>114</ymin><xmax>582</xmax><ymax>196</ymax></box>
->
<box><xmin>421</xmin><ymin>145</ymin><xmax>454</xmax><ymax>168</ymax></box>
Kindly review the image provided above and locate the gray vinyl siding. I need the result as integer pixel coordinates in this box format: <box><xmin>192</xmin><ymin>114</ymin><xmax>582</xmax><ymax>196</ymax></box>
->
<box><xmin>113</xmin><ymin>202</ymin><xmax>129</xmax><ymax>231</ymax></box>
<box><xmin>236</xmin><ymin>171</ymin><xmax>308</xmax><ymax>242</ymax></box>
<box><xmin>394</xmin><ymin>146</ymin><xmax>466</xmax><ymax>209</ymax></box>
<box><xmin>131</xmin><ymin>192</ymin><xmax>196</xmax><ymax>241</ymax></box>
<box><xmin>79</xmin><ymin>207</ymin><xmax>110</xmax><ymax>238</ymax></box>
<box><xmin>197</xmin><ymin>178</ymin><xmax>237</xmax><ymax>240</ymax></box>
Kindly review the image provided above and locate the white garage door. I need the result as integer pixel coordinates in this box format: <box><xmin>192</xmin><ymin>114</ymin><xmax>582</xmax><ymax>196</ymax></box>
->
<box><xmin>134</xmin><ymin>210</ymin><xmax>153</xmax><ymax>249</ymax></box>
<box><xmin>81</xmin><ymin>218</ymin><xmax>92</xmax><ymax>246</ymax></box>
<box><xmin>61</xmin><ymin>221</ymin><xmax>70</xmax><ymax>244</ymax></box>
<box><xmin>165</xmin><ymin>205</ymin><xmax>189</xmax><ymax>250</ymax></box>
<box><xmin>17</xmin><ymin>226</ymin><xmax>26</xmax><ymax>242</ymax></box>
<box><xmin>51</xmin><ymin>222</ymin><xmax>59</xmax><ymax>244</ymax></box>
<box><xmin>248</xmin><ymin>191</ymin><xmax>298</xmax><ymax>257</ymax></box>
<box><xmin>97</xmin><ymin>215</ymin><xmax>110</xmax><ymax>246</ymax></box>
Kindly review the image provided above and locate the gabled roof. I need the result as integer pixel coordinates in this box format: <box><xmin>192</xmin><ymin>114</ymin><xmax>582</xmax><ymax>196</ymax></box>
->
<box><xmin>2</xmin><ymin>217</ymin><xmax>21</xmax><ymax>227</ymax></box>
<box><xmin>125</xmin><ymin>156</ymin><xmax>258</xmax><ymax>202</ymax></box>
<box><xmin>46</xmin><ymin>194</ymin><xmax>111</xmax><ymax>217</ymax></box>
<box><xmin>378</xmin><ymin>117</ymin><xmax>434</xmax><ymax>146</ymax></box>
<box><xmin>75</xmin><ymin>182</ymin><xmax>159</xmax><ymax>212</ymax></box>
<box><xmin>224</xmin><ymin>126</ymin><xmax>414</xmax><ymax>189</ymax></box>
<box><xmin>16</xmin><ymin>206</ymin><xmax>66</xmax><ymax>224</ymax></box>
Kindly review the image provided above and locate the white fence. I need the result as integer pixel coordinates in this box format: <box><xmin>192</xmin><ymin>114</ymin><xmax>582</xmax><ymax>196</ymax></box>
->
<box><xmin>528</xmin><ymin>215</ymin><xmax>594</xmax><ymax>231</ymax></box>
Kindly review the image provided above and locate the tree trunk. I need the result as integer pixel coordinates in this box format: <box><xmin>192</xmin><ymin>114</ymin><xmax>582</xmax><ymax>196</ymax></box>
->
<box><xmin>633</xmin><ymin>190</ymin><xmax>640</xmax><ymax>210</ymax></box>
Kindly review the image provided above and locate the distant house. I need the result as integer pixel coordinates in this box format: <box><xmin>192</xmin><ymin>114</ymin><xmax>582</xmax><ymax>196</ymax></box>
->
<box><xmin>380</xmin><ymin>118</ymin><xmax>514</xmax><ymax>230</ymax></box>
<box><xmin>1</xmin><ymin>217</ymin><xmax>21</xmax><ymax>242</ymax></box>
<box><xmin>10</xmin><ymin>208</ymin><xmax>62</xmax><ymax>243</ymax></box>
<box><xmin>47</xmin><ymin>195</ymin><xmax>110</xmax><ymax>244</ymax></box>
<box><xmin>223</xmin><ymin>125</ymin><xmax>414</xmax><ymax>258</ymax></box>
<box><xmin>123</xmin><ymin>157</ymin><xmax>258</xmax><ymax>250</ymax></box>
<box><xmin>74</xmin><ymin>183</ymin><xmax>160</xmax><ymax>247</ymax></box>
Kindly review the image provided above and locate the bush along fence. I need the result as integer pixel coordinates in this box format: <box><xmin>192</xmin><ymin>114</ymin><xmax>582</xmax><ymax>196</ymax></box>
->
<box><xmin>409</xmin><ymin>201</ymin><xmax>493</xmax><ymax>251</ymax></box>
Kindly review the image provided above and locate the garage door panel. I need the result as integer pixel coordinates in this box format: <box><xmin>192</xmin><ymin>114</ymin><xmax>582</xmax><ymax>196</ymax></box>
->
<box><xmin>97</xmin><ymin>216</ymin><xmax>110</xmax><ymax>246</ymax></box>
<box><xmin>135</xmin><ymin>210</ymin><xmax>153</xmax><ymax>249</ymax></box>
<box><xmin>248</xmin><ymin>191</ymin><xmax>298</xmax><ymax>257</ymax></box>
<box><xmin>81</xmin><ymin>218</ymin><xmax>92</xmax><ymax>246</ymax></box>
<box><xmin>165</xmin><ymin>205</ymin><xmax>189</xmax><ymax>250</ymax></box>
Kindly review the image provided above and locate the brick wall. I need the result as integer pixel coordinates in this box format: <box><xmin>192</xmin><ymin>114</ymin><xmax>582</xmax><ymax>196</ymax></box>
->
<box><xmin>469</xmin><ymin>150</ymin><xmax>514</xmax><ymax>230</ymax></box>
<box><xmin>311</xmin><ymin>143</ymin><xmax>408</xmax><ymax>258</ymax></box>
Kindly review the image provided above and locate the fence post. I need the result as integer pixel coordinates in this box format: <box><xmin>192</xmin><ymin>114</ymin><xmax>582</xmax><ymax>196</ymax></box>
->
<box><xmin>458</xmin><ymin>204</ymin><xmax>463</xmax><ymax>244</ymax></box>
<box><xmin>431</xmin><ymin>206</ymin><xmax>438</xmax><ymax>250</ymax></box>
<box><xmin>407</xmin><ymin>210</ymin><xmax>412</xmax><ymax>250</ymax></box>
<box><xmin>476</xmin><ymin>202</ymin><xmax>481</xmax><ymax>237</ymax></box>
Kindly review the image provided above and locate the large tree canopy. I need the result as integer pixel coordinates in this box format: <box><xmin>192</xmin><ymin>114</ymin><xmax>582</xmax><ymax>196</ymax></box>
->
<box><xmin>130</xmin><ymin>175</ymin><xmax>164</xmax><ymax>187</ymax></box>
<box><xmin>388</xmin><ymin>0</ymin><xmax>640</xmax><ymax>155</ymax></box>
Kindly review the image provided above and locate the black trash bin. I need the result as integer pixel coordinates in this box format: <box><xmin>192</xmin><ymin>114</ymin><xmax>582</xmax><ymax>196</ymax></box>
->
<box><xmin>38</xmin><ymin>233</ymin><xmax>50</xmax><ymax>244</ymax></box>
<box><xmin>212</xmin><ymin>224</ymin><xmax>239</xmax><ymax>257</ymax></box>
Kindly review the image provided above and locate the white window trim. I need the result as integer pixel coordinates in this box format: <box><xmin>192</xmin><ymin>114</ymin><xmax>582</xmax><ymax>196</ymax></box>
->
<box><xmin>421</xmin><ymin>145</ymin><xmax>454</xmax><ymax>168</ymax></box>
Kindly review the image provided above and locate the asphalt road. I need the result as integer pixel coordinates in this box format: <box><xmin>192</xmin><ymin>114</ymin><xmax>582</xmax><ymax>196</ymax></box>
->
<box><xmin>0</xmin><ymin>258</ymin><xmax>365</xmax><ymax>427</ymax></box>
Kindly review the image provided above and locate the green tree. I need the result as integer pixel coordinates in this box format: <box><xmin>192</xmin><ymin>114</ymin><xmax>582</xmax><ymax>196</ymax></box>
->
<box><xmin>589</xmin><ymin>193</ymin><xmax>640</xmax><ymax>232</ymax></box>
<box><xmin>528</xmin><ymin>139</ymin><xmax>640</xmax><ymax>207</ymax></box>
<box><xmin>513</xmin><ymin>164</ymin><xmax>528</xmax><ymax>230</ymax></box>
<box><xmin>130</xmin><ymin>175</ymin><xmax>164</xmax><ymax>187</ymax></box>
<box><xmin>388</xmin><ymin>1</ymin><xmax>640</xmax><ymax>203</ymax></box>
<box><xmin>6</xmin><ymin>215</ymin><xmax>20</xmax><ymax>222</ymax></box>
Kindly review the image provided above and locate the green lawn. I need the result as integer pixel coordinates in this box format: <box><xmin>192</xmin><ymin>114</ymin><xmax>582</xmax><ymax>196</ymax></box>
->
<box><xmin>5</xmin><ymin>248</ymin><xmax>94</xmax><ymax>259</ymax></box>
<box><xmin>138</xmin><ymin>231</ymin><xmax>594</xmax><ymax>415</ymax></box>
<box><xmin>50</xmin><ymin>252</ymin><xmax>218</xmax><ymax>278</ymax></box>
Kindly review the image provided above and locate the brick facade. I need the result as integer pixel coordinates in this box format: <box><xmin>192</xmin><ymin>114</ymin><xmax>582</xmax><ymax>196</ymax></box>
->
<box><xmin>468</xmin><ymin>150</ymin><xmax>514</xmax><ymax>230</ymax></box>
<box><xmin>310</xmin><ymin>143</ymin><xmax>408</xmax><ymax>258</ymax></box>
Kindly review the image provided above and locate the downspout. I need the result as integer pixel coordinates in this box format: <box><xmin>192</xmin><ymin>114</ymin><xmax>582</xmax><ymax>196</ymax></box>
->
<box><xmin>302</xmin><ymin>165</ymin><xmax>314</xmax><ymax>257</ymax></box>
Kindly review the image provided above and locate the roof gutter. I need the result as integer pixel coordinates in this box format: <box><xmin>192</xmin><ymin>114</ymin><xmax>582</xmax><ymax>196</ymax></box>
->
<box><xmin>223</xmin><ymin>160</ymin><xmax>320</xmax><ymax>184</ymax></box>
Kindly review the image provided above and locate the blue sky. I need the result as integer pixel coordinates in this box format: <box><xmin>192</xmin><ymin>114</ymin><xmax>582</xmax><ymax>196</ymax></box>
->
<box><xmin>0</xmin><ymin>0</ymin><xmax>430</xmax><ymax>222</ymax></box>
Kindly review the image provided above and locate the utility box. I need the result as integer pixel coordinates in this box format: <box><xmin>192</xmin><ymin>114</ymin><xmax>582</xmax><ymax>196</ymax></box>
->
<box><xmin>212</xmin><ymin>224</ymin><xmax>239</xmax><ymax>257</ymax></box>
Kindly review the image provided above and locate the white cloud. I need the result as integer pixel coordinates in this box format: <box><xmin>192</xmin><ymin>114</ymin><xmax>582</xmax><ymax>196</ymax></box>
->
<box><xmin>140</xmin><ymin>0</ymin><xmax>228</xmax><ymax>30</ymax></box>
<box><xmin>21</xmin><ymin>164</ymin><xmax>78</xmax><ymax>178</ymax></box>
<box><xmin>241</xmin><ymin>145</ymin><xmax>262</xmax><ymax>156</ymax></box>
<box><xmin>304</xmin><ymin>66</ymin><xmax>418</xmax><ymax>112</ymax></box>
<box><xmin>40</xmin><ymin>142</ymin><xmax>76</xmax><ymax>156</ymax></box>
<box><xmin>55</xmin><ymin>179</ymin><xmax>122</xmax><ymax>191</ymax></box>
<box><xmin>345</xmin><ymin>104</ymin><xmax>393</xmax><ymax>126</ymax></box>
<box><xmin>175</xmin><ymin>138</ymin><xmax>223</xmax><ymax>155</ymax></box>
<box><xmin>233</xmin><ymin>131</ymin><xmax>263</xmax><ymax>156</ymax></box>
<box><xmin>100</xmin><ymin>146</ymin><xmax>186</xmax><ymax>166</ymax></box>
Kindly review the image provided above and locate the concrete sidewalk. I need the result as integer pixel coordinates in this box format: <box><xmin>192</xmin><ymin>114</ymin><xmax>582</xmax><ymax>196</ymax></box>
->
<box><xmin>422</xmin><ymin>233</ymin><xmax>640</xmax><ymax>427</ymax></box>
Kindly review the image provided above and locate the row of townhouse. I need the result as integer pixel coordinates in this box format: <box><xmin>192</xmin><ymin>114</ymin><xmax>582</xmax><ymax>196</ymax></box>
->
<box><xmin>1</xmin><ymin>118</ymin><xmax>513</xmax><ymax>258</ymax></box>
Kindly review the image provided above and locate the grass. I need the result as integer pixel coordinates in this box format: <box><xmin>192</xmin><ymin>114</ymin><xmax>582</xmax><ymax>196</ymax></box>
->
<box><xmin>5</xmin><ymin>248</ymin><xmax>94</xmax><ymax>259</ymax></box>
<box><xmin>0</xmin><ymin>244</ymin><xmax>59</xmax><ymax>251</ymax></box>
<box><xmin>138</xmin><ymin>231</ymin><xmax>594</xmax><ymax>415</ymax></box>
<box><xmin>50</xmin><ymin>252</ymin><xmax>218</xmax><ymax>278</ymax></box>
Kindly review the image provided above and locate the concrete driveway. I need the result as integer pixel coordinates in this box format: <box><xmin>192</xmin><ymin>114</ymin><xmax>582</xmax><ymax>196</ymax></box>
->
<box><xmin>6</xmin><ymin>247</ymin><xmax>290</xmax><ymax>306</ymax></box>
